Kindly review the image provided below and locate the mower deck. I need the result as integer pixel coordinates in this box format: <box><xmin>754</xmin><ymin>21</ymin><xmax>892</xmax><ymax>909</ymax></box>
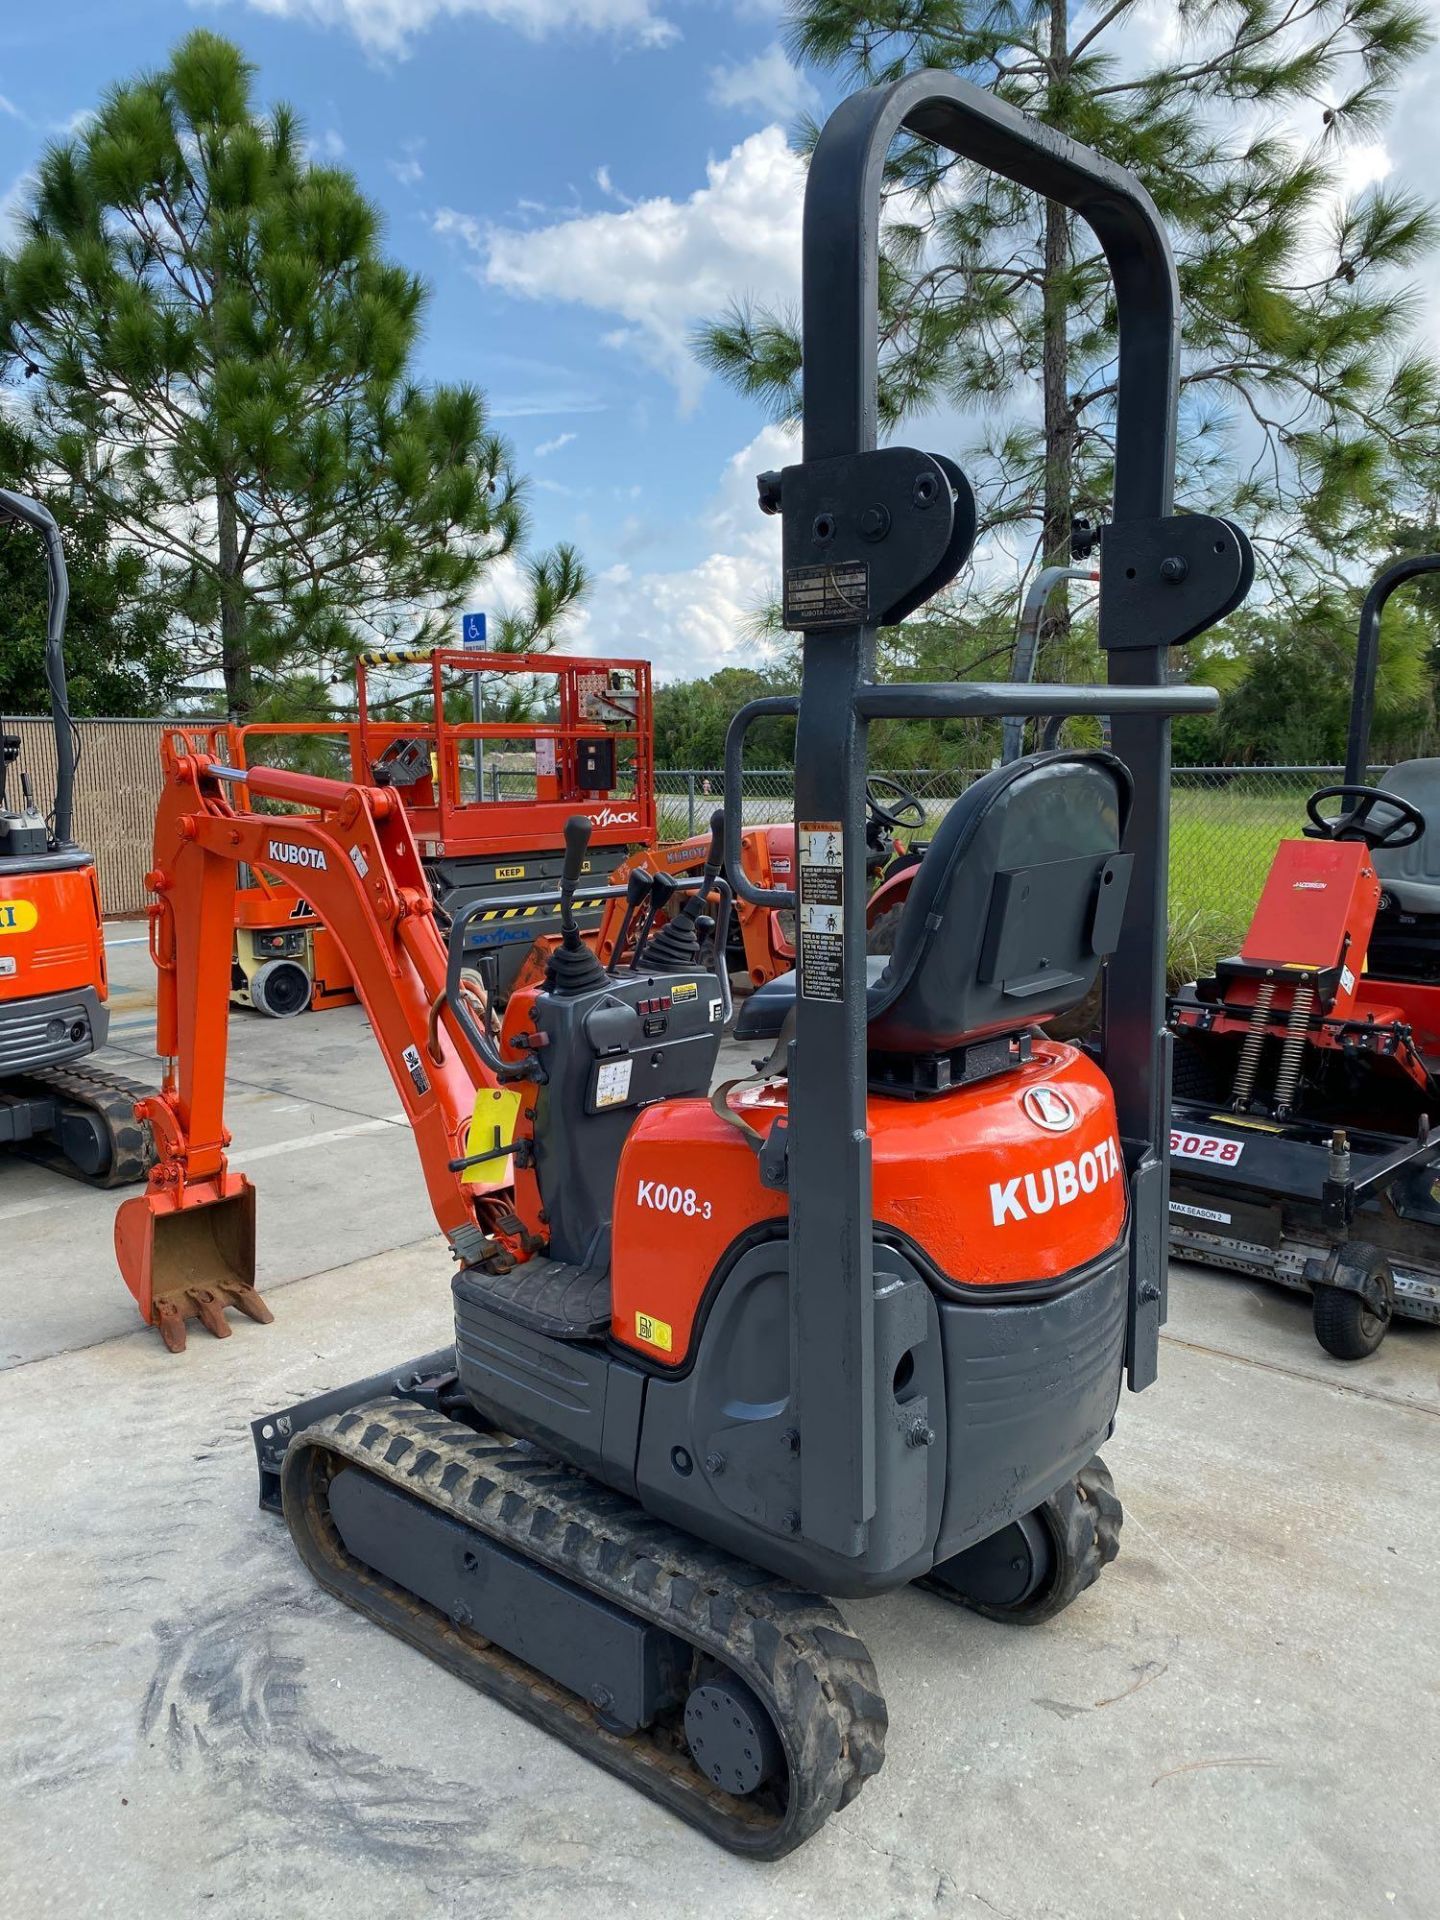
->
<box><xmin>1168</xmin><ymin>1099</ymin><xmax>1440</xmax><ymax>1328</ymax></box>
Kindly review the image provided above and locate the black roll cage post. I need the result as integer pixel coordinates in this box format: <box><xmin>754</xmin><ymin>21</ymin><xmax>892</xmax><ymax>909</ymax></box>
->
<box><xmin>722</xmin><ymin>72</ymin><xmax>1250</xmax><ymax>1562</ymax></box>
<box><xmin>1343</xmin><ymin>553</ymin><xmax>1440</xmax><ymax>786</ymax></box>
<box><xmin>0</xmin><ymin>487</ymin><xmax>75</xmax><ymax>847</ymax></box>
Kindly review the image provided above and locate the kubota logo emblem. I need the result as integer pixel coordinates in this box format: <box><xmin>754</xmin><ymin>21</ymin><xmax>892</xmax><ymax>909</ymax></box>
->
<box><xmin>0</xmin><ymin>898</ymin><xmax>38</xmax><ymax>934</ymax></box>
<box><xmin>989</xmin><ymin>1136</ymin><xmax>1122</xmax><ymax>1226</ymax></box>
<box><xmin>1022</xmin><ymin>1084</ymin><xmax>1076</xmax><ymax>1133</ymax></box>
<box><xmin>266</xmin><ymin>840</ymin><xmax>328</xmax><ymax>872</ymax></box>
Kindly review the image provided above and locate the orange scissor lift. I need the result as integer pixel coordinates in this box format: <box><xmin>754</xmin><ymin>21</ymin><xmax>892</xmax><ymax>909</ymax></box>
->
<box><xmin>226</xmin><ymin>648</ymin><xmax>656</xmax><ymax>1016</ymax></box>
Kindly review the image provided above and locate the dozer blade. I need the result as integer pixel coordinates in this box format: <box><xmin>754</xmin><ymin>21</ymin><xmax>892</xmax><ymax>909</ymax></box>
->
<box><xmin>114</xmin><ymin>1172</ymin><xmax>268</xmax><ymax>1352</ymax></box>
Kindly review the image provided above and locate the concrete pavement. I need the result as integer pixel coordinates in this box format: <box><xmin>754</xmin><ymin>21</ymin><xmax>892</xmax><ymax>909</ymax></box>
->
<box><xmin>2</xmin><ymin>935</ymin><xmax>1436</xmax><ymax>1919</ymax></box>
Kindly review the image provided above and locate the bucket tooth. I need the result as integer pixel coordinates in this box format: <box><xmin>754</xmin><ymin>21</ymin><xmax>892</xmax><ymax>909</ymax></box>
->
<box><xmin>232</xmin><ymin>1284</ymin><xmax>275</xmax><ymax>1327</ymax></box>
<box><xmin>192</xmin><ymin>1290</ymin><xmax>234</xmax><ymax>1340</ymax></box>
<box><xmin>155</xmin><ymin>1298</ymin><xmax>189</xmax><ymax>1354</ymax></box>
<box><xmin>114</xmin><ymin>1170</ymin><xmax>264</xmax><ymax>1351</ymax></box>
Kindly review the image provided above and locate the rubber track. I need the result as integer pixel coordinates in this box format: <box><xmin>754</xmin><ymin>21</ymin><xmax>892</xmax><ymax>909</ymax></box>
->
<box><xmin>10</xmin><ymin>1062</ymin><xmax>155</xmax><ymax>1187</ymax></box>
<box><xmin>282</xmin><ymin>1398</ymin><xmax>887</xmax><ymax>1857</ymax></box>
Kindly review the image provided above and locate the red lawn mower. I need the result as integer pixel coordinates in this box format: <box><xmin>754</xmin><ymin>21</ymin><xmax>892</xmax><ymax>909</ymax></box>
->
<box><xmin>1168</xmin><ymin>555</ymin><xmax>1440</xmax><ymax>1358</ymax></box>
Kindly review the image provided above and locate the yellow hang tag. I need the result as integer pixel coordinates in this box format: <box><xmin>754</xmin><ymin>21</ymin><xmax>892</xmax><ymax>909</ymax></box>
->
<box><xmin>463</xmin><ymin>1087</ymin><xmax>522</xmax><ymax>1189</ymax></box>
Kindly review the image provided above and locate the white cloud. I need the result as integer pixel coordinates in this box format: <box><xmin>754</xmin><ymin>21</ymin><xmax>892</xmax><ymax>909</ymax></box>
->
<box><xmin>388</xmin><ymin>138</ymin><xmax>425</xmax><ymax>188</ymax></box>
<box><xmin>708</xmin><ymin>44</ymin><xmax>818</xmax><ymax>122</ymax></box>
<box><xmin>470</xmin><ymin>127</ymin><xmax>804</xmax><ymax>409</ymax></box>
<box><xmin>490</xmin><ymin>390</ymin><xmax>608</xmax><ymax>419</ymax></box>
<box><xmin>0</xmin><ymin>94</ymin><xmax>24</xmax><ymax>122</ymax></box>
<box><xmin>232</xmin><ymin>0</ymin><xmax>679</xmax><ymax>59</ymax></box>
<box><xmin>534</xmin><ymin>430</ymin><xmax>578</xmax><ymax>456</ymax></box>
<box><xmin>572</xmin><ymin>423</ymin><xmax>798</xmax><ymax>678</ymax></box>
<box><xmin>0</xmin><ymin>169</ymin><xmax>34</xmax><ymax>249</ymax></box>
<box><xmin>594</xmin><ymin>164</ymin><xmax>636</xmax><ymax>206</ymax></box>
<box><xmin>304</xmin><ymin>126</ymin><xmax>347</xmax><ymax>161</ymax></box>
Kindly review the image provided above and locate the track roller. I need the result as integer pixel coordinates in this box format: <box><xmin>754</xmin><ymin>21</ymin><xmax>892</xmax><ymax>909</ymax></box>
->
<box><xmin>281</xmin><ymin>1397</ymin><xmax>886</xmax><ymax>1857</ymax></box>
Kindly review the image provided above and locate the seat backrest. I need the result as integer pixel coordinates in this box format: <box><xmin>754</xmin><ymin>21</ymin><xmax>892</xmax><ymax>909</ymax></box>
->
<box><xmin>1371</xmin><ymin>760</ymin><xmax>1440</xmax><ymax>887</ymax></box>
<box><xmin>865</xmin><ymin>751</ymin><xmax>1133</xmax><ymax>1055</ymax></box>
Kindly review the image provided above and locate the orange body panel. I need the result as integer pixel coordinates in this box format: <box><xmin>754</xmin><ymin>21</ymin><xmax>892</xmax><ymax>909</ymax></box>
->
<box><xmin>609</xmin><ymin>1040</ymin><xmax>1126</xmax><ymax>1367</ymax></box>
<box><xmin>1241</xmin><ymin>838</ymin><xmax>1379</xmax><ymax>1020</ymax></box>
<box><xmin>0</xmin><ymin>862</ymin><xmax>107</xmax><ymax>1007</ymax></box>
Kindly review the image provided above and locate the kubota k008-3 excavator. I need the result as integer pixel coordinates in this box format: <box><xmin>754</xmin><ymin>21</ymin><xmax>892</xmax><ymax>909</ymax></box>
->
<box><xmin>119</xmin><ymin>73</ymin><xmax>1249</xmax><ymax>1854</ymax></box>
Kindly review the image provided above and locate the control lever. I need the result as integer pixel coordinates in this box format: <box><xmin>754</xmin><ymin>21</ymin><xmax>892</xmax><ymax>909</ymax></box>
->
<box><xmin>608</xmin><ymin>868</ymin><xmax>654</xmax><ymax>974</ymax></box>
<box><xmin>631</xmin><ymin>870</ymin><xmax>679</xmax><ymax>969</ymax></box>
<box><xmin>684</xmin><ymin>810</ymin><xmax>727</xmax><ymax>926</ymax></box>
<box><xmin>640</xmin><ymin>811</ymin><xmax>726</xmax><ymax>972</ymax></box>
<box><xmin>558</xmin><ymin>814</ymin><xmax>588</xmax><ymax>944</ymax></box>
<box><xmin>546</xmin><ymin>815</ymin><xmax>609</xmax><ymax>996</ymax></box>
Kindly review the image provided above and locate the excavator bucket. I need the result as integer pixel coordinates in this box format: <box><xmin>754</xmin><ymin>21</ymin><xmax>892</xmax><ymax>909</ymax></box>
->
<box><xmin>114</xmin><ymin>1172</ymin><xmax>268</xmax><ymax>1353</ymax></box>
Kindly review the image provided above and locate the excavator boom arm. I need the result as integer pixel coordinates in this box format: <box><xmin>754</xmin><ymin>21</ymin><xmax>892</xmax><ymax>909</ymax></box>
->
<box><xmin>117</xmin><ymin>731</ymin><xmax>518</xmax><ymax>1350</ymax></box>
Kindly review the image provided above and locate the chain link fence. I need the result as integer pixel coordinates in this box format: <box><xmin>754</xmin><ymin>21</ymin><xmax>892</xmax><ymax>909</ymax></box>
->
<box><xmin>659</xmin><ymin>764</ymin><xmax>1390</xmax><ymax>983</ymax></box>
<box><xmin>1</xmin><ymin>715</ymin><xmax>1389</xmax><ymax>980</ymax></box>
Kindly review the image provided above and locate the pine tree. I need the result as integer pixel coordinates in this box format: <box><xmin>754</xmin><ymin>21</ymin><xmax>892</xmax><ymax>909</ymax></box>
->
<box><xmin>0</xmin><ymin>31</ymin><xmax>585</xmax><ymax>721</ymax></box>
<box><xmin>700</xmin><ymin>1</ymin><xmax>1440</xmax><ymax>658</ymax></box>
<box><xmin>0</xmin><ymin>414</ymin><xmax>178</xmax><ymax>715</ymax></box>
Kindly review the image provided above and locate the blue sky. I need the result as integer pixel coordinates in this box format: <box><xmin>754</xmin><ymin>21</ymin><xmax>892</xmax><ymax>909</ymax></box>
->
<box><xmin>4</xmin><ymin>3</ymin><xmax>1440</xmax><ymax>681</ymax></box>
<box><xmin>0</xmin><ymin>0</ymin><xmax>839</xmax><ymax>678</ymax></box>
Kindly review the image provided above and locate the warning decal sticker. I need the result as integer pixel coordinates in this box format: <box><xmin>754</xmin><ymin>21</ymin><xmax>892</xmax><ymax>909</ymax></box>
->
<box><xmin>635</xmin><ymin>1311</ymin><xmax>673</xmax><ymax>1353</ymax></box>
<box><xmin>596</xmin><ymin>1058</ymin><xmax>633</xmax><ymax>1109</ymax></box>
<box><xmin>798</xmin><ymin>822</ymin><xmax>844</xmax><ymax>1002</ymax></box>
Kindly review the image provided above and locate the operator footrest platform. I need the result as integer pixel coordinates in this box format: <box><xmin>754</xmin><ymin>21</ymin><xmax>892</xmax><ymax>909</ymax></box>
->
<box><xmin>459</xmin><ymin>1255</ymin><xmax>612</xmax><ymax>1340</ymax></box>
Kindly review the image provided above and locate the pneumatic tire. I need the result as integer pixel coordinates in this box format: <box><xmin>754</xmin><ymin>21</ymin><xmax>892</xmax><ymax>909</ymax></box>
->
<box><xmin>1312</xmin><ymin>1258</ymin><xmax>1393</xmax><ymax>1361</ymax></box>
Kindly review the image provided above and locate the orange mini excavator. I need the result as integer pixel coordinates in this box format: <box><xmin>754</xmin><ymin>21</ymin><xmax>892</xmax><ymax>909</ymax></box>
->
<box><xmin>121</xmin><ymin>74</ymin><xmax>1247</xmax><ymax>1854</ymax></box>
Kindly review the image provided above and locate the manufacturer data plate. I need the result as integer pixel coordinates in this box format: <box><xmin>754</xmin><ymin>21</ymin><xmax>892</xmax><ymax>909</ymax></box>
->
<box><xmin>783</xmin><ymin>561</ymin><xmax>870</xmax><ymax>631</ymax></box>
<box><xmin>798</xmin><ymin>822</ymin><xmax>844</xmax><ymax>1002</ymax></box>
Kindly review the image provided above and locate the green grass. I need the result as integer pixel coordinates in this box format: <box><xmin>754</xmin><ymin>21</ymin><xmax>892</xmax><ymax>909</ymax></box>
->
<box><xmin>657</xmin><ymin>772</ymin><xmax>1312</xmax><ymax>991</ymax></box>
<box><xmin>1167</xmin><ymin>777</ymin><xmax>1312</xmax><ymax>986</ymax></box>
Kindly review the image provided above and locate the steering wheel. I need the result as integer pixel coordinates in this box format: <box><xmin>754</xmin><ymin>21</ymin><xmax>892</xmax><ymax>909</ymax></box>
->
<box><xmin>1304</xmin><ymin>785</ymin><xmax>1425</xmax><ymax>850</ymax></box>
<box><xmin>865</xmin><ymin>774</ymin><xmax>926</xmax><ymax>833</ymax></box>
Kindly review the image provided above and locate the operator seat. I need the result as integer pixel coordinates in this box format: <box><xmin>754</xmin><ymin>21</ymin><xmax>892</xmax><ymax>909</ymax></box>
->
<box><xmin>1367</xmin><ymin>759</ymin><xmax>1440</xmax><ymax>984</ymax></box>
<box><xmin>1370</xmin><ymin>759</ymin><xmax>1440</xmax><ymax>912</ymax></box>
<box><xmin>736</xmin><ymin>751</ymin><xmax>1133</xmax><ymax>1062</ymax></box>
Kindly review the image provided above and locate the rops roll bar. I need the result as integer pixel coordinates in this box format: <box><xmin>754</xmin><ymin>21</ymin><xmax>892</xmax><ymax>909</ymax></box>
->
<box><xmin>0</xmin><ymin>488</ymin><xmax>74</xmax><ymax>846</ymax></box>
<box><xmin>722</xmin><ymin>683</ymin><xmax>1220</xmax><ymax>911</ymax></box>
<box><xmin>752</xmin><ymin>71</ymin><xmax>1251</xmax><ymax>1561</ymax></box>
<box><xmin>1344</xmin><ymin>554</ymin><xmax>1440</xmax><ymax>785</ymax></box>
